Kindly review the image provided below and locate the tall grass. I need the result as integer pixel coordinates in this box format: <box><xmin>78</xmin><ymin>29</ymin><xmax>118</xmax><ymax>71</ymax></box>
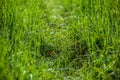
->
<box><xmin>0</xmin><ymin>0</ymin><xmax>120</xmax><ymax>80</ymax></box>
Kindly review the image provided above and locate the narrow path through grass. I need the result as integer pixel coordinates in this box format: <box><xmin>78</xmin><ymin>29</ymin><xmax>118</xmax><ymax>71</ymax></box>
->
<box><xmin>44</xmin><ymin>0</ymin><xmax>65</xmax><ymax>27</ymax></box>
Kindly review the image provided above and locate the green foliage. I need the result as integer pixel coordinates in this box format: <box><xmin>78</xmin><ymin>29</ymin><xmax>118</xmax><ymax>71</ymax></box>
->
<box><xmin>0</xmin><ymin>0</ymin><xmax>120</xmax><ymax>80</ymax></box>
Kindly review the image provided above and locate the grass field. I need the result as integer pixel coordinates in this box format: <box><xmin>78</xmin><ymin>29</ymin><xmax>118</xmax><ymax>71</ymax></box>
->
<box><xmin>0</xmin><ymin>0</ymin><xmax>120</xmax><ymax>80</ymax></box>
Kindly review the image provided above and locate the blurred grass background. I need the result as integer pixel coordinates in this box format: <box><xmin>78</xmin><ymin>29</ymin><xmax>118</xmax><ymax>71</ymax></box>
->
<box><xmin>0</xmin><ymin>0</ymin><xmax>120</xmax><ymax>80</ymax></box>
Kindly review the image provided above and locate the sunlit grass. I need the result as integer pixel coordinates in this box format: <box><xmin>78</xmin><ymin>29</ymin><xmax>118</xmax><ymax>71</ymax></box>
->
<box><xmin>0</xmin><ymin>0</ymin><xmax>120</xmax><ymax>80</ymax></box>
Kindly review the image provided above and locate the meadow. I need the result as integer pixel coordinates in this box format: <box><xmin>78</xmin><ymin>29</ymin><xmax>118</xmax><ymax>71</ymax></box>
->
<box><xmin>0</xmin><ymin>0</ymin><xmax>120</xmax><ymax>80</ymax></box>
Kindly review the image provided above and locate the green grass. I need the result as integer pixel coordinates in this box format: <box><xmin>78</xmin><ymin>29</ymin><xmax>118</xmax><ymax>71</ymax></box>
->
<box><xmin>0</xmin><ymin>0</ymin><xmax>120</xmax><ymax>80</ymax></box>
